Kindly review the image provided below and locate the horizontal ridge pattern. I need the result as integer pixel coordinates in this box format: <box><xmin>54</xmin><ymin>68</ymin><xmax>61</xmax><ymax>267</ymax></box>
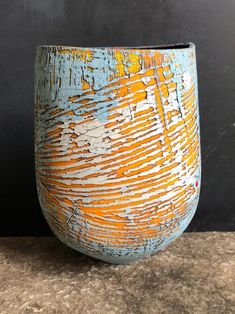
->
<box><xmin>35</xmin><ymin>46</ymin><xmax>201</xmax><ymax>263</ymax></box>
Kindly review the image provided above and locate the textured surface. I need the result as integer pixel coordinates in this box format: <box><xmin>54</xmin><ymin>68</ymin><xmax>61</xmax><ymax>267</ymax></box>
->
<box><xmin>35</xmin><ymin>44</ymin><xmax>200</xmax><ymax>263</ymax></box>
<box><xmin>0</xmin><ymin>233</ymin><xmax>234</xmax><ymax>314</ymax></box>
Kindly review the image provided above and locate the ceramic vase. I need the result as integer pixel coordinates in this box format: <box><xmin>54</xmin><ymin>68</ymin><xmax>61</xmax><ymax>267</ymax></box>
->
<box><xmin>34</xmin><ymin>43</ymin><xmax>201</xmax><ymax>264</ymax></box>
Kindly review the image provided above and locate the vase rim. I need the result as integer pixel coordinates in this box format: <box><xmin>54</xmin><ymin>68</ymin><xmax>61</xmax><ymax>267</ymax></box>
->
<box><xmin>36</xmin><ymin>42</ymin><xmax>195</xmax><ymax>51</ymax></box>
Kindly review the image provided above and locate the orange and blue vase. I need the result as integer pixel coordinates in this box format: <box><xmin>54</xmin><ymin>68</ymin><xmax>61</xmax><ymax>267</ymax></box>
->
<box><xmin>34</xmin><ymin>43</ymin><xmax>201</xmax><ymax>264</ymax></box>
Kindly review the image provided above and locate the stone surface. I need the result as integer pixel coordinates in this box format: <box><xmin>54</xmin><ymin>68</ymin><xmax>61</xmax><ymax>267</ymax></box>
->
<box><xmin>0</xmin><ymin>232</ymin><xmax>234</xmax><ymax>314</ymax></box>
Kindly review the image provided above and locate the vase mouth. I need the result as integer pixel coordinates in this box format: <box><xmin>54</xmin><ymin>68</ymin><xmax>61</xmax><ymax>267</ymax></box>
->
<box><xmin>37</xmin><ymin>42</ymin><xmax>194</xmax><ymax>51</ymax></box>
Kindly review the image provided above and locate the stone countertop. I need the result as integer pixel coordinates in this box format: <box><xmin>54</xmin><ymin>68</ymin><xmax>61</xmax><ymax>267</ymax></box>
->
<box><xmin>0</xmin><ymin>233</ymin><xmax>234</xmax><ymax>314</ymax></box>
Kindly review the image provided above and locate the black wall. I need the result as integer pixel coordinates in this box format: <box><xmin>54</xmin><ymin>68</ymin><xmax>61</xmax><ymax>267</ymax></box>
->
<box><xmin>0</xmin><ymin>0</ymin><xmax>234</xmax><ymax>235</ymax></box>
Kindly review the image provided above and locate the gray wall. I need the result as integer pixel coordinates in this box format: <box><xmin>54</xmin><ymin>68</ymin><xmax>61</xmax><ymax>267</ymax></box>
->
<box><xmin>0</xmin><ymin>0</ymin><xmax>234</xmax><ymax>235</ymax></box>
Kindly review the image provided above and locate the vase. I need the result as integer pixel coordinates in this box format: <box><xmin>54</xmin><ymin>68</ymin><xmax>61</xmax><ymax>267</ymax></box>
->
<box><xmin>34</xmin><ymin>43</ymin><xmax>201</xmax><ymax>264</ymax></box>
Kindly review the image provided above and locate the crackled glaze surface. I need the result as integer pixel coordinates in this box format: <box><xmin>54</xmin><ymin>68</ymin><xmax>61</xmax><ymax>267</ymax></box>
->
<box><xmin>34</xmin><ymin>44</ymin><xmax>201</xmax><ymax>263</ymax></box>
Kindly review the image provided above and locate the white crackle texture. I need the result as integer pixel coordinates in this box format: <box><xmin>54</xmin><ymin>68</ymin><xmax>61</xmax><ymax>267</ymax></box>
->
<box><xmin>34</xmin><ymin>45</ymin><xmax>201</xmax><ymax>263</ymax></box>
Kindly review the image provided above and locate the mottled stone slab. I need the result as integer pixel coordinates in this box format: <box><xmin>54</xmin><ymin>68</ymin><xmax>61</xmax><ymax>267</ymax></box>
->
<box><xmin>0</xmin><ymin>233</ymin><xmax>234</xmax><ymax>314</ymax></box>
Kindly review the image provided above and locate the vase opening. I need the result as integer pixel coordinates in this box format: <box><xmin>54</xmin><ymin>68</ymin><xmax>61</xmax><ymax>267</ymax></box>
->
<box><xmin>37</xmin><ymin>42</ymin><xmax>193</xmax><ymax>51</ymax></box>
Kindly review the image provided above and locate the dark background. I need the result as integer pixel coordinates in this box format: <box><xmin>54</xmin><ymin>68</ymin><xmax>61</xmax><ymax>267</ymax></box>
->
<box><xmin>0</xmin><ymin>0</ymin><xmax>234</xmax><ymax>236</ymax></box>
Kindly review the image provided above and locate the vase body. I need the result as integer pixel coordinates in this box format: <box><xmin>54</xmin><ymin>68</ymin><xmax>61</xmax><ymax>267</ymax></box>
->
<box><xmin>34</xmin><ymin>43</ymin><xmax>201</xmax><ymax>264</ymax></box>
